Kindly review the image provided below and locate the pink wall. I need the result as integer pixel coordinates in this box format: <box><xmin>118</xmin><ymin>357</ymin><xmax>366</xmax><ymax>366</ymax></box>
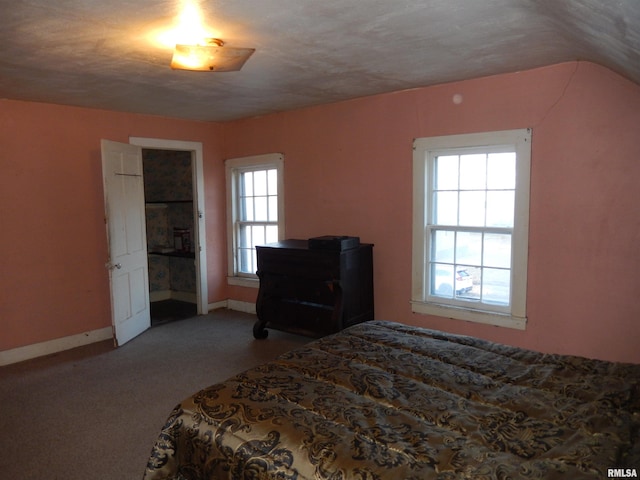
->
<box><xmin>1</xmin><ymin>61</ymin><xmax>638</xmax><ymax>364</ymax></box>
<box><xmin>0</xmin><ymin>101</ymin><xmax>227</xmax><ymax>351</ymax></box>
<box><xmin>222</xmin><ymin>62</ymin><xmax>640</xmax><ymax>363</ymax></box>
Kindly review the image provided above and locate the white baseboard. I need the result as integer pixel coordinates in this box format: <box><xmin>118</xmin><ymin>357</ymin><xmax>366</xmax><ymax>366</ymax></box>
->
<box><xmin>207</xmin><ymin>299</ymin><xmax>256</xmax><ymax>314</ymax></box>
<box><xmin>208</xmin><ymin>300</ymin><xmax>229</xmax><ymax>311</ymax></box>
<box><xmin>225</xmin><ymin>299</ymin><xmax>256</xmax><ymax>314</ymax></box>
<box><xmin>0</xmin><ymin>327</ymin><xmax>113</xmax><ymax>367</ymax></box>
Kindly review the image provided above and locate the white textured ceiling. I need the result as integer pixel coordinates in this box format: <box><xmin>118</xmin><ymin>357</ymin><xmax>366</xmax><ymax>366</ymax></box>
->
<box><xmin>1</xmin><ymin>0</ymin><xmax>638</xmax><ymax>122</ymax></box>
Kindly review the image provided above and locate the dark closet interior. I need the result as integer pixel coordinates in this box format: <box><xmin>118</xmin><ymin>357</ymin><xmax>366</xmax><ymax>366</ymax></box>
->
<box><xmin>143</xmin><ymin>149</ymin><xmax>197</xmax><ymax>325</ymax></box>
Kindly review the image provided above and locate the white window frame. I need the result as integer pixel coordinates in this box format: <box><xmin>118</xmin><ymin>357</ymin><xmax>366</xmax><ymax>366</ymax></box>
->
<box><xmin>411</xmin><ymin>129</ymin><xmax>531</xmax><ymax>329</ymax></box>
<box><xmin>226</xmin><ymin>153</ymin><xmax>284</xmax><ymax>287</ymax></box>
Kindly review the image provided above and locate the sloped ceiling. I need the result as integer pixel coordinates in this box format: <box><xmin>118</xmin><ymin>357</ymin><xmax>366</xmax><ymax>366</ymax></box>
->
<box><xmin>1</xmin><ymin>0</ymin><xmax>638</xmax><ymax>122</ymax></box>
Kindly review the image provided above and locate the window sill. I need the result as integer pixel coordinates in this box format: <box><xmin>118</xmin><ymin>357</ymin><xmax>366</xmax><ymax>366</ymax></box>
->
<box><xmin>227</xmin><ymin>276</ymin><xmax>260</xmax><ymax>288</ymax></box>
<box><xmin>410</xmin><ymin>301</ymin><xmax>526</xmax><ymax>330</ymax></box>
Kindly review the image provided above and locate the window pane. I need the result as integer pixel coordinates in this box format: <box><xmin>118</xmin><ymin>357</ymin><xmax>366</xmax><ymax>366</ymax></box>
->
<box><xmin>431</xmin><ymin>263</ymin><xmax>454</xmax><ymax>298</ymax></box>
<box><xmin>239</xmin><ymin>225</ymin><xmax>250</xmax><ymax>248</ymax></box>
<box><xmin>265</xmin><ymin>225</ymin><xmax>278</xmax><ymax>244</ymax></box>
<box><xmin>242</xmin><ymin>172</ymin><xmax>253</xmax><ymax>196</ymax></box>
<box><xmin>254</xmin><ymin>196</ymin><xmax>268</xmax><ymax>221</ymax></box>
<box><xmin>241</xmin><ymin>196</ymin><xmax>254</xmax><ymax>221</ymax></box>
<box><xmin>268</xmin><ymin>196</ymin><xmax>278</xmax><ymax>221</ymax></box>
<box><xmin>486</xmin><ymin>191</ymin><xmax>514</xmax><ymax>228</ymax></box>
<box><xmin>456</xmin><ymin>231</ymin><xmax>482</xmax><ymax>266</ymax></box>
<box><xmin>456</xmin><ymin>266</ymin><xmax>478</xmax><ymax>300</ymax></box>
<box><xmin>239</xmin><ymin>247</ymin><xmax>252</xmax><ymax>273</ymax></box>
<box><xmin>435</xmin><ymin>155</ymin><xmax>458</xmax><ymax>190</ymax></box>
<box><xmin>484</xmin><ymin>233</ymin><xmax>511</xmax><ymax>269</ymax></box>
<box><xmin>432</xmin><ymin>230</ymin><xmax>454</xmax><ymax>263</ymax></box>
<box><xmin>487</xmin><ymin>152</ymin><xmax>515</xmax><ymax>190</ymax></box>
<box><xmin>253</xmin><ymin>170</ymin><xmax>267</xmax><ymax>196</ymax></box>
<box><xmin>459</xmin><ymin>154</ymin><xmax>486</xmax><ymax>190</ymax></box>
<box><xmin>459</xmin><ymin>191</ymin><xmax>485</xmax><ymax>226</ymax></box>
<box><xmin>267</xmin><ymin>169</ymin><xmax>278</xmax><ymax>195</ymax></box>
<box><xmin>251</xmin><ymin>250</ymin><xmax>258</xmax><ymax>273</ymax></box>
<box><xmin>481</xmin><ymin>268</ymin><xmax>510</xmax><ymax>305</ymax></box>
<box><xmin>434</xmin><ymin>191</ymin><xmax>458</xmax><ymax>225</ymax></box>
<box><xmin>251</xmin><ymin>225</ymin><xmax>266</xmax><ymax>248</ymax></box>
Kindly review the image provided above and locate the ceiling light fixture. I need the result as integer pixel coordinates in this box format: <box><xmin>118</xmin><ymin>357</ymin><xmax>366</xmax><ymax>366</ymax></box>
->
<box><xmin>170</xmin><ymin>38</ymin><xmax>255</xmax><ymax>72</ymax></box>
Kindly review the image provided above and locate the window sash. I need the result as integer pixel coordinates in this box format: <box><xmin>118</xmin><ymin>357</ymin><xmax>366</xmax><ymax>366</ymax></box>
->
<box><xmin>238</xmin><ymin>168</ymin><xmax>278</xmax><ymax>223</ymax></box>
<box><xmin>425</xmin><ymin>225</ymin><xmax>512</xmax><ymax>314</ymax></box>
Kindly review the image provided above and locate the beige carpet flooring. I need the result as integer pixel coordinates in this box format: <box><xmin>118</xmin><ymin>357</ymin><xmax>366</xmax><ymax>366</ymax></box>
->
<box><xmin>0</xmin><ymin>309</ymin><xmax>310</xmax><ymax>480</ymax></box>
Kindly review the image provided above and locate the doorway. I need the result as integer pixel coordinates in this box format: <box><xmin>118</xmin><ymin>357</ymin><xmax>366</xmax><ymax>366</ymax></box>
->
<box><xmin>143</xmin><ymin>148</ymin><xmax>197</xmax><ymax>325</ymax></box>
<box><xmin>129</xmin><ymin>137</ymin><xmax>208</xmax><ymax>324</ymax></box>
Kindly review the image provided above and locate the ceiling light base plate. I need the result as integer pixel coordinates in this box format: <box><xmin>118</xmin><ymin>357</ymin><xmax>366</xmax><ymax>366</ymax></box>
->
<box><xmin>171</xmin><ymin>38</ymin><xmax>254</xmax><ymax>72</ymax></box>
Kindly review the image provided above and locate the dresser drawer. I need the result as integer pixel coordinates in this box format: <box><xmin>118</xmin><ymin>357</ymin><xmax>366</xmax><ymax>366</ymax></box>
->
<box><xmin>259</xmin><ymin>273</ymin><xmax>339</xmax><ymax>306</ymax></box>
<box><xmin>257</xmin><ymin>248</ymin><xmax>339</xmax><ymax>279</ymax></box>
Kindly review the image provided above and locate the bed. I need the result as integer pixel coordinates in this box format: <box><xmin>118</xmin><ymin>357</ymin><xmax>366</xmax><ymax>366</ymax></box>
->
<box><xmin>143</xmin><ymin>320</ymin><xmax>640</xmax><ymax>479</ymax></box>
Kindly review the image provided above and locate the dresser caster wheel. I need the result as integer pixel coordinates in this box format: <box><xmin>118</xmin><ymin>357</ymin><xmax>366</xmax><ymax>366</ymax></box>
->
<box><xmin>253</xmin><ymin>322</ymin><xmax>269</xmax><ymax>339</ymax></box>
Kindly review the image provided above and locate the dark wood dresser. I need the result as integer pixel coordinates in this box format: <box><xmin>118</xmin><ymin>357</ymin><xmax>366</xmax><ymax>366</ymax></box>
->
<box><xmin>254</xmin><ymin>239</ymin><xmax>374</xmax><ymax>339</ymax></box>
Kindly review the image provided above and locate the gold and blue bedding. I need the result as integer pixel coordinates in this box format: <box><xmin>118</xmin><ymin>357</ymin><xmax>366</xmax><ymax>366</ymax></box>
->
<box><xmin>143</xmin><ymin>320</ymin><xmax>640</xmax><ymax>479</ymax></box>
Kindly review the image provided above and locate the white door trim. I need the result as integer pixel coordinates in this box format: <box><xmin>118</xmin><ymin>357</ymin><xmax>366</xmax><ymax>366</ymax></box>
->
<box><xmin>129</xmin><ymin>137</ymin><xmax>208</xmax><ymax>315</ymax></box>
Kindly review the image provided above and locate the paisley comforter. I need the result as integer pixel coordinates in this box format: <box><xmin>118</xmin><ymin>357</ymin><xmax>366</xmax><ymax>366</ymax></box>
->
<box><xmin>143</xmin><ymin>321</ymin><xmax>640</xmax><ymax>479</ymax></box>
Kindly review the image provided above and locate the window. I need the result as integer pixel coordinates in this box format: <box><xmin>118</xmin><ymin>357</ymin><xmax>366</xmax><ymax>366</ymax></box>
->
<box><xmin>226</xmin><ymin>153</ymin><xmax>284</xmax><ymax>286</ymax></box>
<box><xmin>412</xmin><ymin>129</ymin><xmax>531</xmax><ymax>329</ymax></box>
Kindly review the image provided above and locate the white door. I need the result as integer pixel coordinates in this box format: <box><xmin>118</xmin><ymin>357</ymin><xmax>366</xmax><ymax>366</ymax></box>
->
<box><xmin>101</xmin><ymin>139</ymin><xmax>150</xmax><ymax>346</ymax></box>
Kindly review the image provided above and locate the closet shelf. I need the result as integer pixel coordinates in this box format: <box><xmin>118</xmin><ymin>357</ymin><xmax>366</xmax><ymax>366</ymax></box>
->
<box><xmin>149</xmin><ymin>251</ymin><xmax>195</xmax><ymax>259</ymax></box>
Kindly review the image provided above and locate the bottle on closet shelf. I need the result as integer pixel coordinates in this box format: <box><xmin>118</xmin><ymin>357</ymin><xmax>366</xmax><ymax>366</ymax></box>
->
<box><xmin>173</xmin><ymin>228</ymin><xmax>191</xmax><ymax>252</ymax></box>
